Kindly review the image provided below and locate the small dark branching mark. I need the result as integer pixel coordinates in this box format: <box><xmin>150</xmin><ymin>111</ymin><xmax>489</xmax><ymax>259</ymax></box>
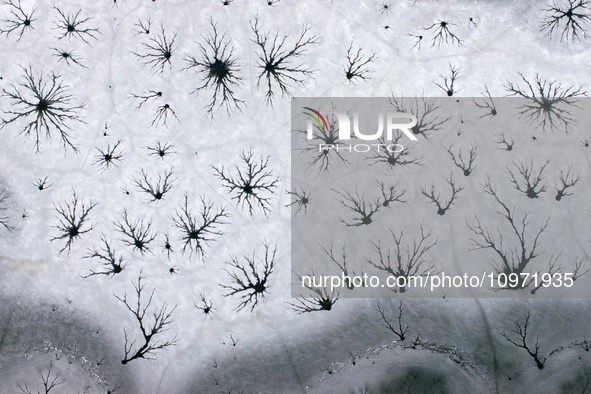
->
<box><xmin>406</xmin><ymin>33</ymin><xmax>423</xmax><ymax>49</ymax></box>
<box><xmin>467</xmin><ymin>180</ymin><xmax>553</xmax><ymax>290</ymax></box>
<box><xmin>104</xmin><ymin>384</ymin><xmax>121</xmax><ymax>394</ymax></box>
<box><xmin>348</xmin><ymin>351</ymin><xmax>357</xmax><ymax>365</ymax></box>
<box><xmin>34</xmin><ymin>176</ymin><xmax>52</xmax><ymax>191</ymax></box>
<box><xmin>555</xmin><ymin>162</ymin><xmax>580</xmax><ymax>201</ymax></box>
<box><xmin>378</xmin><ymin>3</ymin><xmax>391</xmax><ymax>16</ymax></box>
<box><xmin>389</xmin><ymin>97</ymin><xmax>451</xmax><ymax>140</ymax></box>
<box><xmin>51</xmin><ymin>48</ymin><xmax>86</xmax><ymax>68</ymax></box>
<box><xmin>17</xmin><ymin>364</ymin><xmax>63</xmax><ymax>394</ymax></box>
<box><xmin>569</xmin><ymin>257</ymin><xmax>590</xmax><ymax>289</ymax></box>
<box><xmin>508</xmin><ymin>157</ymin><xmax>550</xmax><ymax>199</ymax></box>
<box><xmin>366</xmin><ymin>225</ymin><xmax>438</xmax><ymax>292</ymax></box>
<box><xmin>435</xmin><ymin>63</ymin><xmax>461</xmax><ymax>96</ymax></box>
<box><xmin>132</xmin><ymin>168</ymin><xmax>175</xmax><ymax>202</ymax></box>
<box><xmin>50</xmin><ymin>190</ymin><xmax>98</xmax><ymax>254</ymax></box>
<box><xmin>251</xmin><ymin>15</ymin><xmax>318</xmax><ymax>106</ymax></box>
<box><xmin>53</xmin><ymin>6</ymin><xmax>99</xmax><ymax>45</ymax></box>
<box><xmin>82</xmin><ymin>235</ymin><xmax>126</xmax><ymax>279</ymax></box>
<box><xmin>366</xmin><ymin>135</ymin><xmax>423</xmax><ymax>169</ymax></box>
<box><xmin>220</xmin><ymin>242</ymin><xmax>278</xmax><ymax>312</ymax></box>
<box><xmin>527</xmin><ymin>252</ymin><xmax>568</xmax><ymax>295</ymax></box>
<box><xmin>184</xmin><ymin>19</ymin><xmax>244</xmax><ymax>117</ymax></box>
<box><xmin>162</xmin><ymin>233</ymin><xmax>173</xmax><ymax>259</ymax></box>
<box><xmin>504</xmin><ymin>73</ymin><xmax>586</xmax><ymax>133</ymax></box>
<box><xmin>376</xmin><ymin>301</ymin><xmax>409</xmax><ymax>341</ymax></box>
<box><xmin>115</xmin><ymin>273</ymin><xmax>179</xmax><ymax>364</ymax></box>
<box><xmin>320</xmin><ymin>243</ymin><xmax>362</xmax><ymax>290</ymax></box>
<box><xmin>343</xmin><ymin>41</ymin><xmax>376</xmax><ymax>84</ymax></box>
<box><xmin>194</xmin><ymin>292</ymin><xmax>213</xmax><ymax>317</ymax></box>
<box><xmin>578</xmin><ymin>336</ymin><xmax>591</xmax><ymax>352</ymax></box>
<box><xmin>146</xmin><ymin>140</ymin><xmax>175</xmax><ymax>159</ymax></box>
<box><xmin>134</xmin><ymin>17</ymin><xmax>151</xmax><ymax>35</ymax></box>
<box><xmin>94</xmin><ymin>139</ymin><xmax>125</xmax><ymax>171</ymax></box>
<box><xmin>286</xmin><ymin>187</ymin><xmax>311</xmax><ymax>216</ymax></box>
<box><xmin>299</xmin><ymin>113</ymin><xmax>351</xmax><ymax>175</ymax></box>
<box><xmin>289</xmin><ymin>272</ymin><xmax>339</xmax><ymax>313</ymax></box>
<box><xmin>423</xmin><ymin>20</ymin><xmax>463</xmax><ymax>47</ymax></box>
<box><xmin>150</xmin><ymin>103</ymin><xmax>179</xmax><ymax>128</ymax></box>
<box><xmin>222</xmin><ymin>334</ymin><xmax>239</xmax><ymax>346</ymax></box>
<box><xmin>0</xmin><ymin>188</ymin><xmax>12</xmax><ymax>230</ymax></box>
<box><xmin>334</xmin><ymin>188</ymin><xmax>378</xmax><ymax>227</ymax></box>
<box><xmin>541</xmin><ymin>0</ymin><xmax>591</xmax><ymax>42</ymax></box>
<box><xmin>114</xmin><ymin>210</ymin><xmax>157</xmax><ymax>255</ymax></box>
<box><xmin>421</xmin><ymin>174</ymin><xmax>464</xmax><ymax>215</ymax></box>
<box><xmin>335</xmin><ymin>180</ymin><xmax>407</xmax><ymax>226</ymax></box>
<box><xmin>446</xmin><ymin>143</ymin><xmax>478</xmax><ymax>176</ymax></box>
<box><xmin>379</xmin><ymin>180</ymin><xmax>408</xmax><ymax>207</ymax></box>
<box><xmin>134</xmin><ymin>25</ymin><xmax>177</xmax><ymax>75</ymax></box>
<box><xmin>0</xmin><ymin>66</ymin><xmax>85</xmax><ymax>152</ymax></box>
<box><xmin>213</xmin><ymin>149</ymin><xmax>279</xmax><ymax>216</ymax></box>
<box><xmin>0</xmin><ymin>0</ymin><xmax>36</xmax><ymax>41</ymax></box>
<box><xmin>473</xmin><ymin>85</ymin><xmax>497</xmax><ymax>118</ymax></box>
<box><xmin>172</xmin><ymin>194</ymin><xmax>229</xmax><ymax>258</ymax></box>
<box><xmin>130</xmin><ymin>90</ymin><xmax>162</xmax><ymax>110</ymax></box>
<box><xmin>501</xmin><ymin>311</ymin><xmax>545</xmax><ymax>369</ymax></box>
<box><xmin>494</xmin><ymin>133</ymin><xmax>514</xmax><ymax>151</ymax></box>
<box><xmin>168</xmin><ymin>266</ymin><xmax>179</xmax><ymax>275</ymax></box>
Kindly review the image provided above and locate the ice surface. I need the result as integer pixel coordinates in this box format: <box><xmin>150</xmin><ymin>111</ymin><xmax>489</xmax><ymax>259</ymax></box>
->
<box><xmin>1</xmin><ymin>0</ymin><xmax>591</xmax><ymax>393</ymax></box>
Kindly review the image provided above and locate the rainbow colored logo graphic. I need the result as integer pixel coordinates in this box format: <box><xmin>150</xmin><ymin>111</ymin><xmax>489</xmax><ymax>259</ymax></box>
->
<box><xmin>302</xmin><ymin>106</ymin><xmax>418</xmax><ymax>141</ymax></box>
<box><xmin>302</xmin><ymin>107</ymin><xmax>328</xmax><ymax>132</ymax></box>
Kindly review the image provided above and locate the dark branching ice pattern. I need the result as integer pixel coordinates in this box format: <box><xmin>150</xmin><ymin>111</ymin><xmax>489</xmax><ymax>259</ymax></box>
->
<box><xmin>0</xmin><ymin>0</ymin><xmax>591</xmax><ymax>393</ymax></box>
